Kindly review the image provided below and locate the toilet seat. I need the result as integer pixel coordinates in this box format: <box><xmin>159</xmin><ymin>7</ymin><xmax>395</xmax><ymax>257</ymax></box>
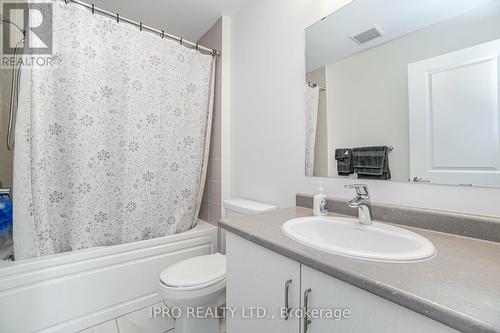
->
<box><xmin>158</xmin><ymin>253</ymin><xmax>227</xmax><ymax>305</ymax></box>
<box><xmin>159</xmin><ymin>277</ymin><xmax>226</xmax><ymax>301</ymax></box>
<box><xmin>160</xmin><ymin>276</ymin><xmax>225</xmax><ymax>291</ymax></box>
<box><xmin>160</xmin><ymin>253</ymin><xmax>226</xmax><ymax>290</ymax></box>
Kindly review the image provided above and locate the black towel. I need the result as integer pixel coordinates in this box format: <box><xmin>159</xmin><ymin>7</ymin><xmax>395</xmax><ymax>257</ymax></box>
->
<box><xmin>352</xmin><ymin>146</ymin><xmax>391</xmax><ymax>180</ymax></box>
<box><xmin>334</xmin><ymin>148</ymin><xmax>353</xmax><ymax>176</ymax></box>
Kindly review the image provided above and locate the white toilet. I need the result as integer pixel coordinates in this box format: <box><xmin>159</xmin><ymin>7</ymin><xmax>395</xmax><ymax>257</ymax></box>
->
<box><xmin>158</xmin><ymin>198</ymin><xmax>277</xmax><ymax>333</ymax></box>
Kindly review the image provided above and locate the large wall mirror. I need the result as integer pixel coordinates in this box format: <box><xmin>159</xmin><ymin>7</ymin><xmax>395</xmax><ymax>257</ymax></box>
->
<box><xmin>305</xmin><ymin>0</ymin><xmax>500</xmax><ymax>187</ymax></box>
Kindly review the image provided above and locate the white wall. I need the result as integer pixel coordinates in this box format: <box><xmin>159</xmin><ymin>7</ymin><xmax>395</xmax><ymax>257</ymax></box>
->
<box><xmin>229</xmin><ymin>0</ymin><xmax>500</xmax><ymax>218</ymax></box>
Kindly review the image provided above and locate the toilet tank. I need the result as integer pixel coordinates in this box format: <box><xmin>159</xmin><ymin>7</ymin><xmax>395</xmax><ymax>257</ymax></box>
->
<box><xmin>220</xmin><ymin>199</ymin><xmax>277</xmax><ymax>254</ymax></box>
<box><xmin>223</xmin><ymin>198</ymin><xmax>278</xmax><ymax>218</ymax></box>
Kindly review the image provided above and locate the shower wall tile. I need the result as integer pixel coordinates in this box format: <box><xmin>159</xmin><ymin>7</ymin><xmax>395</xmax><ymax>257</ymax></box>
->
<box><xmin>0</xmin><ymin>72</ymin><xmax>14</xmax><ymax>187</ymax></box>
<box><xmin>0</xmin><ymin>130</ymin><xmax>13</xmax><ymax>158</ymax></box>
<box><xmin>0</xmin><ymin>101</ymin><xmax>9</xmax><ymax>131</ymax></box>
<box><xmin>0</xmin><ymin>158</ymin><xmax>13</xmax><ymax>188</ymax></box>
<box><xmin>199</xmin><ymin>199</ymin><xmax>209</xmax><ymax>222</ymax></box>
<box><xmin>1</xmin><ymin>36</ymin><xmax>15</xmax><ymax>190</ymax></box>
<box><xmin>198</xmin><ymin>18</ymin><xmax>222</xmax><ymax>226</ymax></box>
<box><xmin>209</xmin><ymin>202</ymin><xmax>222</xmax><ymax>226</ymax></box>
<box><xmin>0</xmin><ymin>0</ymin><xmax>27</xmax><ymax>190</ymax></box>
<box><xmin>208</xmin><ymin>180</ymin><xmax>221</xmax><ymax>204</ymax></box>
<box><xmin>209</xmin><ymin>106</ymin><xmax>222</xmax><ymax>160</ymax></box>
<box><xmin>207</xmin><ymin>159</ymin><xmax>221</xmax><ymax>183</ymax></box>
<box><xmin>0</xmin><ymin>70</ymin><xmax>13</xmax><ymax>134</ymax></box>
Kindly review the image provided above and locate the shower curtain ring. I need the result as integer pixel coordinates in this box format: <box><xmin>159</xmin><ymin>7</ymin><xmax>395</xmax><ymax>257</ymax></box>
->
<box><xmin>91</xmin><ymin>4</ymin><xmax>94</xmax><ymax>14</ymax></box>
<box><xmin>161</xmin><ymin>30</ymin><xmax>165</xmax><ymax>38</ymax></box>
<box><xmin>116</xmin><ymin>13</ymin><xmax>120</xmax><ymax>23</ymax></box>
<box><xmin>180</xmin><ymin>38</ymin><xmax>183</xmax><ymax>45</ymax></box>
<box><xmin>139</xmin><ymin>22</ymin><xmax>142</xmax><ymax>31</ymax></box>
<box><xmin>195</xmin><ymin>43</ymin><xmax>199</xmax><ymax>51</ymax></box>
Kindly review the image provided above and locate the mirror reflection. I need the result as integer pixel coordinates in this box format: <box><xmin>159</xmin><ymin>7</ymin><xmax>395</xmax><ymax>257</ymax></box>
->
<box><xmin>305</xmin><ymin>0</ymin><xmax>500</xmax><ymax>187</ymax></box>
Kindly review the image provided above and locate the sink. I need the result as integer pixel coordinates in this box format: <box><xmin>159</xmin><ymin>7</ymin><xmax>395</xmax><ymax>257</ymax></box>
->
<box><xmin>282</xmin><ymin>216</ymin><xmax>436</xmax><ymax>262</ymax></box>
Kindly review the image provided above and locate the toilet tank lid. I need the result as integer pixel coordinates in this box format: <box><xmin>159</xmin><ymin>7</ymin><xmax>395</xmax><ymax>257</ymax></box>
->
<box><xmin>223</xmin><ymin>198</ymin><xmax>278</xmax><ymax>215</ymax></box>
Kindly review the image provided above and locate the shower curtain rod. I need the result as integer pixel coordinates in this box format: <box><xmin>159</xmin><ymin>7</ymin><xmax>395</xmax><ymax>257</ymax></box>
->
<box><xmin>63</xmin><ymin>0</ymin><xmax>221</xmax><ymax>56</ymax></box>
<box><xmin>307</xmin><ymin>81</ymin><xmax>326</xmax><ymax>91</ymax></box>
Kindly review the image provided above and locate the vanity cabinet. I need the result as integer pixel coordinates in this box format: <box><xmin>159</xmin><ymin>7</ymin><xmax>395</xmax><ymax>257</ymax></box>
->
<box><xmin>301</xmin><ymin>265</ymin><xmax>457</xmax><ymax>333</ymax></box>
<box><xmin>226</xmin><ymin>232</ymin><xmax>458</xmax><ymax>333</ymax></box>
<box><xmin>225</xmin><ymin>232</ymin><xmax>301</xmax><ymax>333</ymax></box>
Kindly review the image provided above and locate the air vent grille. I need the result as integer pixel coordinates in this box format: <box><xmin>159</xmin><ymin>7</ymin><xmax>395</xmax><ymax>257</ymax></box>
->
<box><xmin>349</xmin><ymin>26</ymin><xmax>384</xmax><ymax>45</ymax></box>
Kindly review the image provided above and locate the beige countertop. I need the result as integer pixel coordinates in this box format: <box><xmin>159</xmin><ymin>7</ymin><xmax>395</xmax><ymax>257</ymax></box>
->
<box><xmin>220</xmin><ymin>207</ymin><xmax>500</xmax><ymax>333</ymax></box>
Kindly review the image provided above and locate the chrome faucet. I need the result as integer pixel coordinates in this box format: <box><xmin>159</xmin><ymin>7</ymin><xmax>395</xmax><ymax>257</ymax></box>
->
<box><xmin>345</xmin><ymin>184</ymin><xmax>372</xmax><ymax>225</ymax></box>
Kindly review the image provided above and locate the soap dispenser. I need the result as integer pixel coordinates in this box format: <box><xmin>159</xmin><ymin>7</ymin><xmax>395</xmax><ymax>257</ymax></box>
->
<box><xmin>313</xmin><ymin>181</ymin><xmax>328</xmax><ymax>216</ymax></box>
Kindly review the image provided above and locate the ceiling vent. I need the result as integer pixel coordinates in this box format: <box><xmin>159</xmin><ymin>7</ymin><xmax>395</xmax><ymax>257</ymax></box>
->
<box><xmin>349</xmin><ymin>26</ymin><xmax>384</xmax><ymax>45</ymax></box>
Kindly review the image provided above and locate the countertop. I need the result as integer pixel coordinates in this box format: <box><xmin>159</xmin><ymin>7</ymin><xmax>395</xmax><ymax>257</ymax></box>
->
<box><xmin>220</xmin><ymin>207</ymin><xmax>500</xmax><ymax>333</ymax></box>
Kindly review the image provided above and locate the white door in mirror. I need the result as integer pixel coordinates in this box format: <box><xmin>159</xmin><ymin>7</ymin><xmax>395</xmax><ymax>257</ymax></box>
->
<box><xmin>409</xmin><ymin>38</ymin><xmax>500</xmax><ymax>187</ymax></box>
<box><xmin>282</xmin><ymin>217</ymin><xmax>436</xmax><ymax>262</ymax></box>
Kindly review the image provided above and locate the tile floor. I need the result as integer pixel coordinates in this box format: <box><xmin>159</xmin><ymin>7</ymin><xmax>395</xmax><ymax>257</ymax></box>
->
<box><xmin>79</xmin><ymin>302</ymin><xmax>175</xmax><ymax>333</ymax></box>
<box><xmin>79</xmin><ymin>302</ymin><xmax>226</xmax><ymax>333</ymax></box>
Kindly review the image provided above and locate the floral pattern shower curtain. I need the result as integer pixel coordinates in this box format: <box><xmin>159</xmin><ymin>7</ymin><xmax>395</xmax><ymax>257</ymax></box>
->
<box><xmin>305</xmin><ymin>85</ymin><xmax>320</xmax><ymax>177</ymax></box>
<box><xmin>13</xmin><ymin>2</ymin><xmax>215</xmax><ymax>259</ymax></box>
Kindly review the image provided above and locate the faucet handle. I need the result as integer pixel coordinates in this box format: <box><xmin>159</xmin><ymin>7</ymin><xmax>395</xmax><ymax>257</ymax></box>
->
<box><xmin>344</xmin><ymin>184</ymin><xmax>369</xmax><ymax>196</ymax></box>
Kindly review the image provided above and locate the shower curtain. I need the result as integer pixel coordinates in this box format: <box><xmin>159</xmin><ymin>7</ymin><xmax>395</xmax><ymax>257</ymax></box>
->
<box><xmin>305</xmin><ymin>85</ymin><xmax>320</xmax><ymax>177</ymax></box>
<box><xmin>13</xmin><ymin>2</ymin><xmax>215</xmax><ymax>260</ymax></box>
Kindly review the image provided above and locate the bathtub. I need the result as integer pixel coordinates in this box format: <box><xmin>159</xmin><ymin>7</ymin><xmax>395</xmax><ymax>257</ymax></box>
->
<box><xmin>0</xmin><ymin>220</ymin><xmax>217</xmax><ymax>333</ymax></box>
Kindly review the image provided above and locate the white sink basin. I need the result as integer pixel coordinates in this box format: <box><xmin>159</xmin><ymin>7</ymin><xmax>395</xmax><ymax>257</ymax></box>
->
<box><xmin>282</xmin><ymin>216</ymin><xmax>436</xmax><ymax>262</ymax></box>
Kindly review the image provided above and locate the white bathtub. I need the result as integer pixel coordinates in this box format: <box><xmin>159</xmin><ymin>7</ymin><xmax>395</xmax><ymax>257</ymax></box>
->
<box><xmin>0</xmin><ymin>220</ymin><xmax>217</xmax><ymax>333</ymax></box>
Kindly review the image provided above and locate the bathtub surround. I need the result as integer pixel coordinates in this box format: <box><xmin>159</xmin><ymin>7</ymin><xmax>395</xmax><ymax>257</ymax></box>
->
<box><xmin>0</xmin><ymin>0</ymin><xmax>25</xmax><ymax>188</ymax></box>
<box><xmin>13</xmin><ymin>2</ymin><xmax>216</xmax><ymax>259</ymax></box>
<box><xmin>198</xmin><ymin>18</ymin><xmax>223</xmax><ymax>226</ymax></box>
<box><xmin>0</xmin><ymin>66</ymin><xmax>14</xmax><ymax>187</ymax></box>
<box><xmin>229</xmin><ymin>0</ymin><xmax>500</xmax><ymax>217</ymax></box>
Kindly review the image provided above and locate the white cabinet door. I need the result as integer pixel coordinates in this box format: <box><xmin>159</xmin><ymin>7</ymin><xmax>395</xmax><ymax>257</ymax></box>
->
<box><xmin>300</xmin><ymin>265</ymin><xmax>458</xmax><ymax>333</ymax></box>
<box><xmin>225</xmin><ymin>232</ymin><xmax>301</xmax><ymax>333</ymax></box>
<box><xmin>408</xmin><ymin>38</ymin><xmax>500</xmax><ymax>186</ymax></box>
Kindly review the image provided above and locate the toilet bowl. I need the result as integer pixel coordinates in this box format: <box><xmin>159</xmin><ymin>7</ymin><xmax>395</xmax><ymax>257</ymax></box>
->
<box><xmin>158</xmin><ymin>253</ymin><xmax>226</xmax><ymax>333</ymax></box>
<box><xmin>158</xmin><ymin>198</ymin><xmax>278</xmax><ymax>333</ymax></box>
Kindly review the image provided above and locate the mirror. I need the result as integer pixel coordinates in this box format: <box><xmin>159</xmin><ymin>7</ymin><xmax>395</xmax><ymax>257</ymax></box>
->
<box><xmin>305</xmin><ymin>0</ymin><xmax>500</xmax><ymax>187</ymax></box>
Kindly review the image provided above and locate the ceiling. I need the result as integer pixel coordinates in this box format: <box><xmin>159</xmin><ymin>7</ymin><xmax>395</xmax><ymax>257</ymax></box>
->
<box><xmin>306</xmin><ymin>0</ymin><xmax>495</xmax><ymax>72</ymax></box>
<box><xmin>91</xmin><ymin>0</ymin><xmax>249</xmax><ymax>42</ymax></box>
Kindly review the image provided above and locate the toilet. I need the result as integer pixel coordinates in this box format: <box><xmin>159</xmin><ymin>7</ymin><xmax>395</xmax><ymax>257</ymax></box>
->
<box><xmin>158</xmin><ymin>198</ymin><xmax>277</xmax><ymax>333</ymax></box>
